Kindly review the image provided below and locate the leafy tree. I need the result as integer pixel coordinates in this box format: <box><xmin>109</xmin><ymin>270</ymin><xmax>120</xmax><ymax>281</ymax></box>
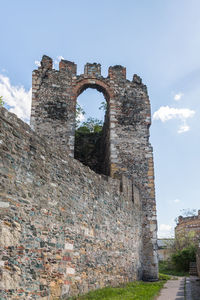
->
<box><xmin>174</xmin><ymin>230</ymin><xmax>198</xmax><ymax>251</ymax></box>
<box><xmin>76</xmin><ymin>103</ymin><xmax>85</xmax><ymax>128</ymax></box>
<box><xmin>75</xmin><ymin>101</ymin><xmax>106</xmax><ymax>132</ymax></box>
<box><xmin>164</xmin><ymin>209</ymin><xmax>199</xmax><ymax>273</ymax></box>
<box><xmin>80</xmin><ymin>117</ymin><xmax>103</xmax><ymax>133</ymax></box>
<box><xmin>171</xmin><ymin>244</ymin><xmax>197</xmax><ymax>271</ymax></box>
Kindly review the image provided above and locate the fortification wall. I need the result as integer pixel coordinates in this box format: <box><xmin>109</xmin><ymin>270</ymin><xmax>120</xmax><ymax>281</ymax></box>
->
<box><xmin>175</xmin><ymin>211</ymin><xmax>200</xmax><ymax>240</ymax></box>
<box><xmin>0</xmin><ymin>107</ymin><xmax>143</xmax><ymax>299</ymax></box>
<box><xmin>31</xmin><ymin>56</ymin><xmax>158</xmax><ymax>281</ymax></box>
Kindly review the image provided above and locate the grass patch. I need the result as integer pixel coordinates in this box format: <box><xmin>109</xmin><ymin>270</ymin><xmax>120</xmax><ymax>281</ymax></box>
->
<box><xmin>158</xmin><ymin>273</ymin><xmax>171</xmax><ymax>281</ymax></box>
<box><xmin>67</xmin><ymin>275</ymin><xmax>169</xmax><ymax>300</ymax></box>
<box><xmin>159</xmin><ymin>261</ymin><xmax>189</xmax><ymax>277</ymax></box>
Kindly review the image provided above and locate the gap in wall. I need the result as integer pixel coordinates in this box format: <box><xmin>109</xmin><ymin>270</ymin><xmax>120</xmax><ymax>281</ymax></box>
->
<box><xmin>74</xmin><ymin>87</ymin><xmax>110</xmax><ymax>175</ymax></box>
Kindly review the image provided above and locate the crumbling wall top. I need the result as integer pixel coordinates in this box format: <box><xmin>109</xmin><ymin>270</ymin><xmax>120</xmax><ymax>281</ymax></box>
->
<box><xmin>36</xmin><ymin>55</ymin><xmax>146</xmax><ymax>86</ymax></box>
<box><xmin>40</xmin><ymin>55</ymin><xmax>53</xmax><ymax>70</ymax></box>
<box><xmin>59</xmin><ymin>59</ymin><xmax>77</xmax><ymax>75</ymax></box>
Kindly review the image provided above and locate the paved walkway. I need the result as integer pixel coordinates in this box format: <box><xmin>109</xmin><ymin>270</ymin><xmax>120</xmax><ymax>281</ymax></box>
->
<box><xmin>156</xmin><ymin>276</ymin><xmax>200</xmax><ymax>300</ymax></box>
<box><xmin>156</xmin><ymin>277</ymin><xmax>185</xmax><ymax>300</ymax></box>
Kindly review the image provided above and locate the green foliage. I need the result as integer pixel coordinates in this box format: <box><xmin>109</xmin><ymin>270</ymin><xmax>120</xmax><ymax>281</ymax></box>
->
<box><xmin>159</xmin><ymin>233</ymin><xmax>197</xmax><ymax>275</ymax></box>
<box><xmin>74</xmin><ymin>123</ymin><xmax>103</xmax><ymax>173</ymax></box>
<box><xmin>174</xmin><ymin>230</ymin><xmax>198</xmax><ymax>251</ymax></box>
<box><xmin>171</xmin><ymin>244</ymin><xmax>197</xmax><ymax>272</ymax></box>
<box><xmin>159</xmin><ymin>261</ymin><xmax>189</xmax><ymax>277</ymax></box>
<box><xmin>67</xmin><ymin>279</ymin><xmax>167</xmax><ymax>300</ymax></box>
<box><xmin>80</xmin><ymin>117</ymin><xmax>103</xmax><ymax>133</ymax></box>
<box><xmin>76</xmin><ymin>103</ymin><xmax>86</xmax><ymax>128</ymax></box>
<box><xmin>0</xmin><ymin>96</ymin><xmax>4</xmax><ymax>107</ymax></box>
<box><xmin>158</xmin><ymin>273</ymin><xmax>171</xmax><ymax>281</ymax></box>
<box><xmin>75</xmin><ymin>101</ymin><xmax>103</xmax><ymax>133</ymax></box>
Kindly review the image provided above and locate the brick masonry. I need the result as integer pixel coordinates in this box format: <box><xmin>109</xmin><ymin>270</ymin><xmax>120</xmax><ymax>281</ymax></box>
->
<box><xmin>0</xmin><ymin>55</ymin><xmax>158</xmax><ymax>299</ymax></box>
<box><xmin>175</xmin><ymin>211</ymin><xmax>200</xmax><ymax>241</ymax></box>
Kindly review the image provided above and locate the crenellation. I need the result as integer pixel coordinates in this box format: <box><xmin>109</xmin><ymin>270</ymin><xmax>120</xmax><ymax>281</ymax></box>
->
<box><xmin>108</xmin><ymin>65</ymin><xmax>126</xmax><ymax>80</ymax></box>
<box><xmin>59</xmin><ymin>59</ymin><xmax>77</xmax><ymax>75</ymax></box>
<box><xmin>133</xmin><ymin>74</ymin><xmax>142</xmax><ymax>85</ymax></box>
<box><xmin>84</xmin><ymin>63</ymin><xmax>101</xmax><ymax>78</ymax></box>
<box><xmin>40</xmin><ymin>55</ymin><xmax>53</xmax><ymax>70</ymax></box>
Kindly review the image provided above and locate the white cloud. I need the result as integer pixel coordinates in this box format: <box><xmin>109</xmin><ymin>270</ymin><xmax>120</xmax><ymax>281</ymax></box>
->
<box><xmin>174</xmin><ymin>93</ymin><xmax>183</xmax><ymax>101</ymax></box>
<box><xmin>158</xmin><ymin>223</ymin><xmax>173</xmax><ymax>238</ymax></box>
<box><xmin>0</xmin><ymin>74</ymin><xmax>31</xmax><ymax>123</ymax></box>
<box><xmin>76</xmin><ymin>112</ymin><xmax>85</xmax><ymax>122</ymax></box>
<box><xmin>153</xmin><ymin>106</ymin><xmax>195</xmax><ymax>122</ymax></box>
<box><xmin>174</xmin><ymin>198</ymin><xmax>181</xmax><ymax>203</ymax></box>
<box><xmin>160</xmin><ymin>224</ymin><xmax>172</xmax><ymax>231</ymax></box>
<box><xmin>153</xmin><ymin>105</ymin><xmax>195</xmax><ymax>134</ymax></box>
<box><xmin>34</xmin><ymin>60</ymin><xmax>41</xmax><ymax>67</ymax></box>
<box><xmin>178</xmin><ymin>124</ymin><xmax>190</xmax><ymax>133</ymax></box>
<box><xmin>57</xmin><ymin>55</ymin><xmax>64</xmax><ymax>61</ymax></box>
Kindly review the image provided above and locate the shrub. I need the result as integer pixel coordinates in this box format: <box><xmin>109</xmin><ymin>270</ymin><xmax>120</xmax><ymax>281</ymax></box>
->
<box><xmin>171</xmin><ymin>244</ymin><xmax>197</xmax><ymax>271</ymax></box>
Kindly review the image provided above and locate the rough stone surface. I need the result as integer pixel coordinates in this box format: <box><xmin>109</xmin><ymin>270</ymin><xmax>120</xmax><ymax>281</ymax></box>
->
<box><xmin>0</xmin><ymin>56</ymin><xmax>158</xmax><ymax>299</ymax></box>
<box><xmin>0</xmin><ymin>107</ymin><xmax>143</xmax><ymax>299</ymax></box>
<box><xmin>31</xmin><ymin>56</ymin><xmax>158</xmax><ymax>281</ymax></box>
<box><xmin>175</xmin><ymin>210</ymin><xmax>200</xmax><ymax>241</ymax></box>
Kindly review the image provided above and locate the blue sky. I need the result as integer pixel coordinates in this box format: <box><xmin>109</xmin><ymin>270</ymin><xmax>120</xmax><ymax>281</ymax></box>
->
<box><xmin>0</xmin><ymin>0</ymin><xmax>200</xmax><ymax>237</ymax></box>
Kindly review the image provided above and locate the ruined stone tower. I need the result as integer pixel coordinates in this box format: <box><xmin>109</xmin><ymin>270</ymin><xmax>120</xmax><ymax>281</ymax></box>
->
<box><xmin>0</xmin><ymin>55</ymin><xmax>158</xmax><ymax>299</ymax></box>
<box><xmin>31</xmin><ymin>55</ymin><xmax>158</xmax><ymax>280</ymax></box>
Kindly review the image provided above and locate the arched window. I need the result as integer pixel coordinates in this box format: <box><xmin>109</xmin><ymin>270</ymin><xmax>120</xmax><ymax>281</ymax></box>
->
<box><xmin>74</xmin><ymin>83</ymin><xmax>110</xmax><ymax>176</ymax></box>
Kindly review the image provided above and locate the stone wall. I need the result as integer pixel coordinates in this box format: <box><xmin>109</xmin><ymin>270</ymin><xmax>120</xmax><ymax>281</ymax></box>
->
<box><xmin>0</xmin><ymin>107</ymin><xmax>143</xmax><ymax>299</ymax></box>
<box><xmin>31</xmin><ymin>56</ymin><xmax>158</xmax><ymax>280</ymax></box>
<box><xmin>175</xmin><ymin>211</ymin><xmax>200</xmax><ymax>242</ymax></box>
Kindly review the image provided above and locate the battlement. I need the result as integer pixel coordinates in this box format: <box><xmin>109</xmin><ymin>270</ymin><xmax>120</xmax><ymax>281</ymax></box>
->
<box><xmin>178</xmin><ymin>210</ymin><xmax>200</xmax><ymax>224</ymax></box>
<box><xmin>84</xmin><ymin>62</ymin><xmax>101</xmax><ymax>77</ymax></box>
<box><xmin>133</xmin><ymin>74</ymin><xmax>142</xmax><ymax>84</ymax></box>
<box><xmin>59</xmin><ymin>59</ymin><xmax>77</xmax><ymax>75</ymax></box>
<box><xmin>108</xmin><ymin>65</ymin><xmax>126</xmax><ymax>80</ymax></box>
<box><xmin>31</xmin><ymin>55</ymin><xmax>151</xmax><ymax>168</ymax></box>
<box><xmin>40</xmin><ymin>54</ymin><xmax>53</xmax><ymax>69</ymax></box>
<box><xmin>36</xmin><ymin>56</ymin><xmax>143</xmax><ymax>82</ymax></box>
<box><xmin>34</xmin><ymin>56</ymin><xmax>149</xmax><ymax>93</ymax></box>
